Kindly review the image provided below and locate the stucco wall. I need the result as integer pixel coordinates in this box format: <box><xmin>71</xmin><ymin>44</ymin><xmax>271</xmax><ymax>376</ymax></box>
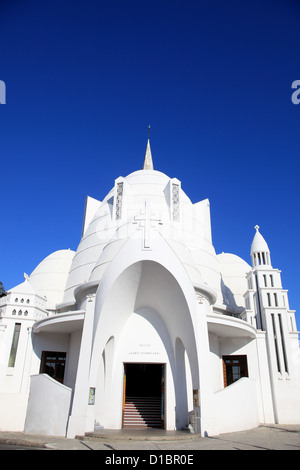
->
<box><xmin>0</xmin><ymin>393</ymin><xmax>28</xmax><ymax>431</ymax></box>
<box><xmin>214</xmin><ymin>377</ymin><xmax>259</xmax><ymax>434</ymax></box>
<box><xmin>24</xmin><ymin>374</ymin><xmax>72</xmax><ymax>436</ymax></box>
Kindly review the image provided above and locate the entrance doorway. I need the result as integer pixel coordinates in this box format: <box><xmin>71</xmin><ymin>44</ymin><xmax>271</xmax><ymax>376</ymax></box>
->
<box><xmin>122</xmin><ymin>363</ymin><xmax>165</xmax><ymax>428</ymax></box>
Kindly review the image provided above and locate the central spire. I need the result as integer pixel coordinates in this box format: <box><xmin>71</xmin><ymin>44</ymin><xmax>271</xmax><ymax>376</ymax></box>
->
<box><xmin>143</xmin><ymin>125</ymin><xmax>154</xmax><ymax>170</ymax></box>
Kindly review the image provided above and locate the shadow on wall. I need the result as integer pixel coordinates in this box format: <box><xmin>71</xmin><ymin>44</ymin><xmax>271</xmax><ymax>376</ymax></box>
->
<box><xmin>220</xmin><ymin>276</ymin><xmax>240</xmax><ymax>314</ymax></box>
<box><xmin>221</xmin><ymin>275</ymin><xmax>244</xmax><ymax>316</ymax></box>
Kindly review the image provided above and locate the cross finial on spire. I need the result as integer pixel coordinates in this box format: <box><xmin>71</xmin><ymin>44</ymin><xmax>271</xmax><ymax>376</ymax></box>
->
<box><xmin>148</xmin><ymin>124</ymin><xmax>150</xmax><ymax>140</ymax></box>
<box><xmin>254</xmin><ymin>225</ymin><xmax>260</xmax><ymax>232</ymax></box>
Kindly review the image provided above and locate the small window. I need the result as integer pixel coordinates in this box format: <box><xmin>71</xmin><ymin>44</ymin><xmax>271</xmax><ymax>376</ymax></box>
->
<box><xmin>40</xmin><ymin>351</ymin><xmax>66</xmax><ymax>384</ymax></box>
<box><xmin>172</xmin><ymin>183</ymin><xmax>180</xmax><ymax>222</ymax></box>
<box><xmin>222</xmin><ymin>355</ymin><xmax>248</xmax><ymax>387</ymax></box>
<box><xmin>8</xmin><ymin>323</ymin><xmax>21</xmax><ymax>367</ymax></box>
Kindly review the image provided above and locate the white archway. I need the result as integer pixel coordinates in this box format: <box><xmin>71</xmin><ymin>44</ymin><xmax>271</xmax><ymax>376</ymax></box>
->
<box><xmin>89</xmin><ymin>254</ymin><xmax>200</xmax><ymax>429</ymax></box>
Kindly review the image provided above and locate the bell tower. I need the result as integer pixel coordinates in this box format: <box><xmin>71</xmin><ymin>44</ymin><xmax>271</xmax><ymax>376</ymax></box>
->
<box><xmin>243</xmin><ymin>226</ymin><xmax>299</xmax><ymax>422</ymax></box>
<box><xmin>246</xmin><ymin>226</ymin><xmax>297</xmax><ymax>336</ymax></box>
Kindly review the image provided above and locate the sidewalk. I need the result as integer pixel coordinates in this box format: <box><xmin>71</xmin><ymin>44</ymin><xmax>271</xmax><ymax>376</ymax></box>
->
<box><xmin>0</xmin><ymin>425</ymin><xmax>300</xmax><ymax>450</ymax></box>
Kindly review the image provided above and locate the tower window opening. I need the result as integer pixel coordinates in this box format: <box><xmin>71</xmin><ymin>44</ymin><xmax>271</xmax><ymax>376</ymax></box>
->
<box><xmin>271</xmin><ymin>314</ymin><xmax>281</xmax><ymax>373</ymax></box>
<box><xmin>279</xmin><ymin>314</ymin><xmax>289</xmax><ymax>374</ymax></box>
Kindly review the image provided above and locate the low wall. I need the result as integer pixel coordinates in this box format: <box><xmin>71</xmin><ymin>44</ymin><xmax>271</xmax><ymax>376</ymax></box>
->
<box><xmin>215</xmin><ymin>377</ymin><xmax>259</xmax><ymax>434</ymax></box>
<box><xmin>24</xmin><ymin>374</ymin><xmax>72</xmax><ymax>437</ymax></box>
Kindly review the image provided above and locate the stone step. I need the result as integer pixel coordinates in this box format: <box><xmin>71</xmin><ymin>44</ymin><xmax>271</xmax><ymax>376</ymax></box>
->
<box><xmin>123</xmin><ymin>396</ymin><xmax>162</xmax><ymax>428</ymax></box>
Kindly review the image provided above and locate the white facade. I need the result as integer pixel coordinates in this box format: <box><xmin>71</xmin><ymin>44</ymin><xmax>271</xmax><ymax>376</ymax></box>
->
<box><xmin>1</xmin><ymin>140</ymin><xmax>299</xmax><ymax>438</ymax></box>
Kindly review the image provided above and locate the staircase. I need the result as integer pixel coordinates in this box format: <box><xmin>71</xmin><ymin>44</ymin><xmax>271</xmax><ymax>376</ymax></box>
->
<box><xmin>123</xmin><ymin>396</ymin><xmax>162</xmax><ymax>428</ymax></box>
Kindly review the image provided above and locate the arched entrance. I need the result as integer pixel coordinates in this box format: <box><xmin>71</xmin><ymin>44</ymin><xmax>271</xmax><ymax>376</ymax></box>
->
<box><xmin>122</xmin><ymin>363</ymin><xmax>165</xmax><ymax>428</ymax></box>
<box><xmin>90</xmin><ymin>256</ymin><xmax>201</xmax><ymax>431</ymax></box>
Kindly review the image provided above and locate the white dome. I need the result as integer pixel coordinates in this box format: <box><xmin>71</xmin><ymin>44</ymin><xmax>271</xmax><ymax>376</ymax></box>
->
<box><xmin>29</xmin><ymin>249</ymin><xmax>75</xmax><ymax>308</ymax></box>
<box><xmin>121</xmin><ymin>169</ymin><xmax>190</xmax><ymax>200</ymax></box>
<box><xmin>217</xmin><ymin>252</ymin><xmax>251</xmax><ymax>311</ymax></box>
<box><xmin>62</xmin><ymin>169</ymin><xmax>220</xmax><ymax>307</ymax></box>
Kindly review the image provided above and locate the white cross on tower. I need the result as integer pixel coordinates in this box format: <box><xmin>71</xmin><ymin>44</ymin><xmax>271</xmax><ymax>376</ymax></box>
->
<box><xmin>133</xmin><ymin>200</ymin><xmax>162</xmax><ymax>250</ymax></box>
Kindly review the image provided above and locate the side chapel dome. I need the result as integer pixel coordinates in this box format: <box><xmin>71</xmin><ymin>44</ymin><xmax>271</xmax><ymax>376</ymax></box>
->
<box><xmin>29</xmin><ymin>249</ymin><xmax>75</xmax><ymax>308</ymax></box>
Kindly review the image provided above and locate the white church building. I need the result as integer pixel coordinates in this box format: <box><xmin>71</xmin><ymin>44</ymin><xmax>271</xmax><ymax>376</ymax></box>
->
<box><xmin>1</xmin><ymin>139</ymin><xmax>300</xmax><ymax>438</ymax></box>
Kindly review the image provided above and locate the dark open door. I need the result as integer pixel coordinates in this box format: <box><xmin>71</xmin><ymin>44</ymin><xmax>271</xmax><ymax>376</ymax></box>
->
<box><xmin>122</xmin><ymin>363</ymin><xmax>165</xmax><ymax>428</ymax></box>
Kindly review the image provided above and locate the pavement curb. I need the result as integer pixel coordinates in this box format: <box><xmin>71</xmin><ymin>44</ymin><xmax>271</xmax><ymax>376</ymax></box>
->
<box><xmin>0</xmin><ymin>437</ymin><xmax>47</xmax><ymax>449</ymax></box>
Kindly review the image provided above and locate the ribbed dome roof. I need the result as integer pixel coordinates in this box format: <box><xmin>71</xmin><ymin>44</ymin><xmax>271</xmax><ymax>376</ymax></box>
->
<box><xmin>61</xmin><ymin>168</ymin><xmax>220</xmax><ymax>307</ymax></box>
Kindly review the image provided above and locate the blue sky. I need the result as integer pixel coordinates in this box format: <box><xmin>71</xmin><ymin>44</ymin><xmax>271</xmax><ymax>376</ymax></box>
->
<box><xmin>1</xmin><ymin>1</ymin><xmax>299</xmax><ymax>323</ymax></box>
